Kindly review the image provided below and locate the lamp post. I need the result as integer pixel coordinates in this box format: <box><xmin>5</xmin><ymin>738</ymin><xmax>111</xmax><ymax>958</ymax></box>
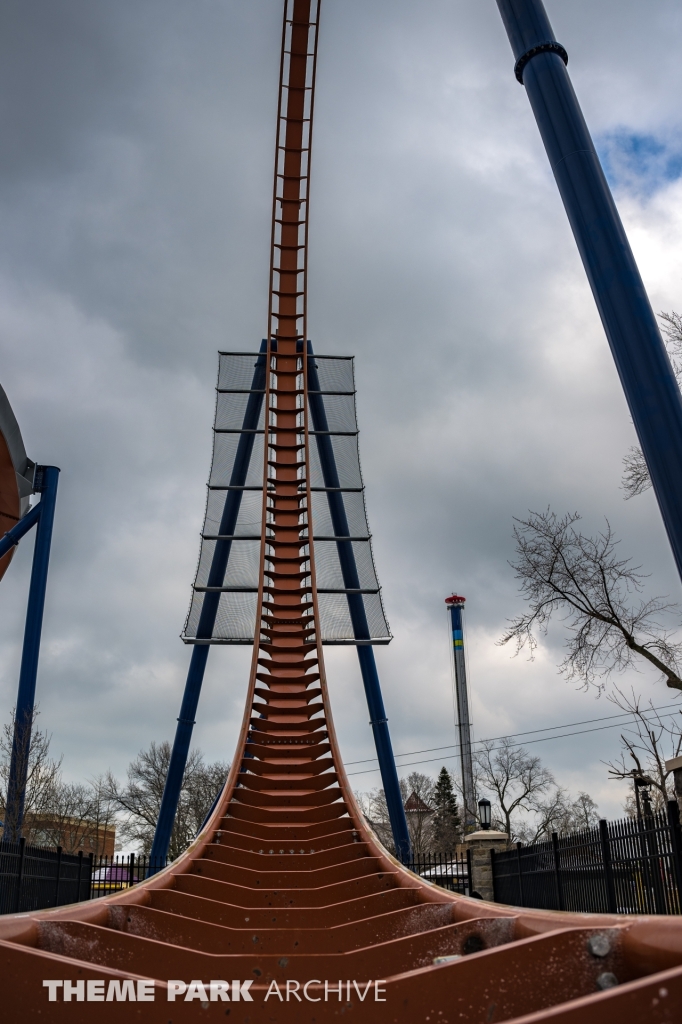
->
<box><xmin>478</xmin><ymin>798</ymin><xmax>492</xmax><ymax>831</ymax></box>
<box><xmin>634</xmin><ymin>776</ymin><xmax>653</xmax><ymax>821</ymax></box>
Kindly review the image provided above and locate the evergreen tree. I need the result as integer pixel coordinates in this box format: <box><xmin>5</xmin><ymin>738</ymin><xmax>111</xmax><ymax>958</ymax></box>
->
<box><xmin>432</xmin><ymin>767</ymin><xmax>461</xmax><ymax>852</ymax></box>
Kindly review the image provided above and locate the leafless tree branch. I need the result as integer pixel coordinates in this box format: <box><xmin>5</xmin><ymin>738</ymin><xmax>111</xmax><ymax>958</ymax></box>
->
<box><xmin>622</xmin><ymin>311</ymin><xmax>682</xmax><ymax>499</ymax></box>
<box><xmin>498</xmin><ymin>508</ymin><xmax>682</xmax><ymax>691</ymax></box>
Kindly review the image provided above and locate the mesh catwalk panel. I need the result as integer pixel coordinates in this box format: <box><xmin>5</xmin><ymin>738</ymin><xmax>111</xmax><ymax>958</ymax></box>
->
<box><xmin>203</xmin><ymin>489</ymin><xmax>263</xmax><ymax>537</ymax></box>
<box><xmin>309</xmin><ymin>355</ymin><xmax>355</xmax><ymax>393</ymax></box>
<box><xmin>195</xmin><ymin>539</ymin><xmax>261</xmax><ymax>589</ymax></box>
<box><xmin>217</xmin><ymin>352</ymin><xmax>268</xmax><ymax>390</ymax></box>
<box><xmin>311</xmin><ymin>394</ymin><xmax>357</xmax><ymax>432</ymax></box>
<box><xmin>210</xmin><ymin>433</ymin><xmax>265</xmax><ymax>488</ymax></box>
<box><xmin>182</xmin><ymin>350</ymin><xmax>267</xmax><ymax>643</ymax></box>
<box><xmin>316</xmin><ymin>591</ymin><xmax>391</xmax><ymax>643</ymax></box>
<box><xmin>314</xmin><ymin>540</ymin><xmax>378</xmax><ymax>590</ymax></box>
<box><xmin>308</xmin><ymin>489</ymin><xmax>370</xmax><ymax>537</ymax></box>
<box><xmin>185</xmin><ymin>591</ymin><xmax>258</xmax><ymax>641</ymax></box>
<box><xmin>215</xmin><ymin>392</ymin><xmax>266</xmax><ymax>431</ymax></box>
<box><xmin>184</xmin><ymin>351</ymin><xmax>390</xmax><ymax>643</ymax></box>
<box><xmin>308</xmin><ymin>435</ymin><xmax>363</xmax><ymax>489</ymax></box>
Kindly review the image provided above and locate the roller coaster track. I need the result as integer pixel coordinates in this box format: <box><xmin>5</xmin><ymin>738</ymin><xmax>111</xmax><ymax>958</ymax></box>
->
<box><xmin>3</xmin><ymin>1</ymin><xmax>682</xmax><ymax>1020</ymax></box>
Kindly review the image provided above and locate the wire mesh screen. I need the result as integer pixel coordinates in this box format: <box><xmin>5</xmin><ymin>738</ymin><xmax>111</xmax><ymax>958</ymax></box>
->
<box><xmin>209</xmin><ymin>434</ymin><xmax>265</xmax><ymax>488</ymax></box>
<box><xmin>314</xmin><ymin>540</ymin><xmax>378</xmax><ymax>591</ymax></box>
<box><xmin>182</xmin><ymin>350</ymin><xmax>391</xmax><ymax>645</ymax></box>
<box><xmin>309</xmin><ymin>354</ymin><xmax>355</xmax><ymax>393</ymax></box>
<box><xmin>185</xmin><ymin>591</ymin><xmax>258</xmax><ymax>643</ymax></box>
<box><xmin>308</xmin><ymin>489</ymin><xmax>370</xmax><ymax>538</ymax></box>
<box><xmin>308</xmin><ymin>435</ymin><xmax>363</xmax><ymax>490</ymax></box>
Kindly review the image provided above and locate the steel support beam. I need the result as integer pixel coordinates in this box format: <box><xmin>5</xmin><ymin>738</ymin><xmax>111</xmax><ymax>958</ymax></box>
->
<box><xmin>496</xmin><ymin>0</ymin><xmax>682</xmax><ymax>585</ymax></box>
<box><xmin>150</xmin><ymin>344</ymin><xmax>267</xmax><ymax>866</ymax></box>
<box><xmin>4</xmin><ymin>466</ymin><xmax>60</xmax><ymax>841</ymax></box>
<box><xmin>307</xmin><ymin>343</ymin><xmax>412</xmax><ymax>862</ymax></box>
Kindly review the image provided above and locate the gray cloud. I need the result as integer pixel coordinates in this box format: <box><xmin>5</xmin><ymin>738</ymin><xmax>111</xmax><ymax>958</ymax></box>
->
<box><xmin>1</xmin><ymin>0</ymin><xmax>682</xmax><ymax>822</ymax></box>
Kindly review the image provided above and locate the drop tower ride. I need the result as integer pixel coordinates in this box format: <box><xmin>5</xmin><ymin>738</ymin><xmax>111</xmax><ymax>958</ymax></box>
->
<box><xmin>445</xmin><ymin>594</ymin><xmax>476</xmax><ymax>829</ymax></box>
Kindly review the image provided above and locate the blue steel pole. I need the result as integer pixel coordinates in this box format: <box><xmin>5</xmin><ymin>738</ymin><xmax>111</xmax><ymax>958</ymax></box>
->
<box><xmin>307</xmin><ymin>344</ymin><xmax>412</xmax><ymax>861</ymax></box>
<box><xmin>495</xmin><ymin>0</ymin><xmax>682</xmax><ymax>588</ymax></box>
<box><xmin>0</xmin><ymin>501</ymin><xmax>42</xmax><ymax>560</ymax></box>
<box><xmin>4</xmin><ymin>466</ymin><xmax>60</xmax><ymax>841</ymax></box>
<box><xmin>150</xmin><ymin>344</ymin><xmax>268</xmax><ymax>866</ymax></box>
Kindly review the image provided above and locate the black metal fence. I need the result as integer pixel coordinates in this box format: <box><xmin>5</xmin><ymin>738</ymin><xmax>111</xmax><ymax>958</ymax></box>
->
<box><xmin>0</xmin><ymin>838</ymin><xmax>93</xmax><ymax>914</ymax></box>
<box><xmin>491</xmin><ymin>800</ymin><xmax>682</xmax><ymax>915</ymax></box>
<box><xmin>405</xmin><ymin>850</ymin><xmax>470</xmax><ymax>894</ymax></box>
<box><xmin>90</xmin><ymin>855</ymin><xmax>163</xmax><ymax>899</ymax></box>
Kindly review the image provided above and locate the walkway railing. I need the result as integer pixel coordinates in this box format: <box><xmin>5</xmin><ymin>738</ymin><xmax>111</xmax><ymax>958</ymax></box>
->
<box><xmin>491</xmin><ymin>801</ymin><xmax>682</xmax><ymax>915</ymax></box>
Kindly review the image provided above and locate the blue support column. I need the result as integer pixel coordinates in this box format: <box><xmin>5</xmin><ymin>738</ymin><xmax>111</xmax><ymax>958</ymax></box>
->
<box><xmin>4</xmin><ymin>465</ymin><xmax>60</xmax><ymax>841</ymax></box>
<box><xmin>496</xmin><ymin>0</ymin><xmax>682</xmax><ymax>585</ymax></box>
<box><xmin>150</xmin><ymin>343</ymin><xmax>267</xmax><ymax>867</ymax></box>
<box><xmin>307</xmin><ymin>344</ymin><xmax>412</xmax><ymax>862</ymax></box>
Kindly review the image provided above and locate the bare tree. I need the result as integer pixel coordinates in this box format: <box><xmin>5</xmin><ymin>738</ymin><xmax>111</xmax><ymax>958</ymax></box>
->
<box><xmin>30</xmin><ymin>778</ymin><xmax>117</xmax><ymax>855</ymax></box>
<box><xmin>0</xmin><ymin>709</ymin><xmax>62</xmax><ymax>839</ymax></box>
<box><xmin>105</xmin><ymin>741</ymin><xmax>229</xmax><ymax>859</ymax></box>
<box><xmin>569</xmin><ymin>791</ymin><xmax>601</xmax><ymax>831</ymax></box>
<box><xmin>516</xmin><ymin>788</ymin><xmax>601</xmax><ymax>843</ymax></box>
<box><xmin>623</xmin><ymin>312</ymin><xmax>682</xmax><ymax>499</ymax></box>
<box><xmin>515</xmin><ymin>786</ymin><xmax>571</xmax><ymax>844</ymax></box>
<box><xmin>355</xmin><ymin>786</ymin><xmax>394</xmax><ymax>852</ymax></box>
<box><xmin>474</xmin><ymin>738</ymin><xmax>555</xmax><ymax>840</ymax></box>
<box><xmin>1</xmin><ymin>712</ymin><xmax>117</xmax><ymax>852</ymax></box>
<box><xmin>604</xmin><ymin>686</ymin><xmax>682</xmax><ymax>810</ymax></box>
<box><xmin>499</xmin><ymin>509</ymin><xmax>682</xmax><ymax>692</ymax></box>
<box><xmin>357</xmin><ymin>772</ymin><xmax>438</xmax><ymax>857</ymax></box>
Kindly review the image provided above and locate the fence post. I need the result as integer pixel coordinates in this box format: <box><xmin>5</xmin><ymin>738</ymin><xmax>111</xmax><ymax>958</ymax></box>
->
<box><xmin>599</xmin><ymin>819</ymin><xmax>617</xmax><ymax>913</ymax></box>
<box><xmin>129</xmin><ymin>852</ymin><xmax>136</xmax><ymax>890</ymax></box>
<box><xmin>512</xmin><ymin>843</ymin><xmax>522</xmax><ymax>909</ymax></box>
<box><xmin>551</xmin><ymin>832</ymin><xmax>565</xmax><ymax>911</ymax></box>
<box><xmin>76</xmin><ymin>851</ymin><xmax>83</xmax><ymax>903</ymax></box>
<box><xmin>489</xmin><ymin>848</ymin><xmax>496</xmax><ymax>902</ymax></box>
<box><xmin>87</xmin><ymin>852</ymin><xmax>93</xmax><ymax>901</ymax></box>
<box><xmin>13</xmin><ymin>837</ymin><xmax>26</xmax><ymax>913</ymax></box>
<box><xmin>53</xmin><ymin>846</ymin><xmax>63</xmax><ymax>907</ymax></box>
<box><xmin>667</xmin><ymin>800</ymin><xmax>682</xmax><ymax>912</ymax></box>
<box><xmin>465</xmin><ymin>828</ymin><xmax>509</xmax><ymax>901</ymax></box>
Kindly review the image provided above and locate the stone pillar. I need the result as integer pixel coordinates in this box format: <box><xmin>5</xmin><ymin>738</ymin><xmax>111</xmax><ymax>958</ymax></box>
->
<box><xmin>665</xmin><ymin>755</ymin><xmax>682</xmax><ymax>812</ymax></box>
<box><xmin>465</xmin><ymin>830</ymin><xmax>509</xmax><ymax>902</ymax></box>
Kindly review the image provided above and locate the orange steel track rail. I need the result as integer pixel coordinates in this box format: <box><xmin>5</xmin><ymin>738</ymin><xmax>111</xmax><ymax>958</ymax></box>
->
<box><xmin>3</xmin><ymin>1</ymin><xmax>682</xmax><ymax>1020</ymax></box>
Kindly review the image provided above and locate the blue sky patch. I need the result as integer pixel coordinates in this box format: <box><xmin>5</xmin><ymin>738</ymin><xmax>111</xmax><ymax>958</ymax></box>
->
<box><xmin>597</xmin><ymin>129</ymin><xmax>682</xmax><ymax>197</ymax></box>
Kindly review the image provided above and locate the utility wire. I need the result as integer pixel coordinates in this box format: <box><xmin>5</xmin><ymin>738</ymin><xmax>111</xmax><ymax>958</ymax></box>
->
<box><xmin>345</xmin><ymin>701</ymin><xmax>682</xmax><ymax>778</ymax></box>
<box><xmin>344</xmin><ymin>701</ymin><xmax>682</xmax><ymax>766</ymax></box>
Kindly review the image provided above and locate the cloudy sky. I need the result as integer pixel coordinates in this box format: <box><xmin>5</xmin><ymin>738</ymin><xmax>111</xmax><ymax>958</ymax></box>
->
<box><xmin>1</xmin><ymin>0</ymin><xmax>682</xmax><ymax>825</ymax></box>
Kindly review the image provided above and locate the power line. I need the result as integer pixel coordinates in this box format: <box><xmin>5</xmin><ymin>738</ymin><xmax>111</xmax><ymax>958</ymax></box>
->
<box><xmin>345</xmin><ymin>700</ymin><xmax>682</xmax><ymax>778</ymax></box>
<box><xmin>344</xmin><ymin>700</ymin><xmax>682</xmax><ymax>765</ymax></box>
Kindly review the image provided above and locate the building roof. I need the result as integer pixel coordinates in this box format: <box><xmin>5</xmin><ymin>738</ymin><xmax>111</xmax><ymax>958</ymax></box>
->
<box><xmin>404</xmin><ymin>792</ymin><xmax>434</xmax><ymax>815</ymax></box>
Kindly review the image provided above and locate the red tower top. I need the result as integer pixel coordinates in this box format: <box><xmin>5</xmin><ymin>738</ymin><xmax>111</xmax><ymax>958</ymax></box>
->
<box><xmin>445</xmin><ymin>594</ymin><xmax>466</xmax><ymax>606</ymax></box>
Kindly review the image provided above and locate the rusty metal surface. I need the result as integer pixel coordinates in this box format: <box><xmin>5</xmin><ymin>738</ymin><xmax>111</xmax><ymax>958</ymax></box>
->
<box><xmin>0</xmin><ymin>382</ymin><xmax>34</xmax><ymax>581</ymax></box>
<box><xmin>2</xmin><ymin>1</ymin><xmax>682</xmax><ymax>1020</ymax></box>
